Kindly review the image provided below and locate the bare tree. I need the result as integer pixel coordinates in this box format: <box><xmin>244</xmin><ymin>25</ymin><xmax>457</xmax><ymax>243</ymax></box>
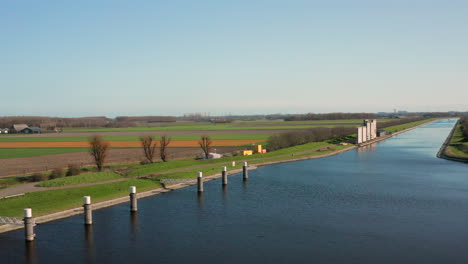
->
<box><xmin>140</xmin><ymin>135</ymin><xmax>157</xmax><ymax>164</ymax></box>
<box><xmin>88</xmin><ymin>135</ymin><xmax>109</xmax><ymax>171</ymax></box>
<box><xmin>198</xmin><ymin>135</ymin><xmax>212</xmax><ymax>159</ymax></box>
<box><xmin>159</xmin><ymin>135</ymin><xmax>171</xmax><ymax>162</ymax></box>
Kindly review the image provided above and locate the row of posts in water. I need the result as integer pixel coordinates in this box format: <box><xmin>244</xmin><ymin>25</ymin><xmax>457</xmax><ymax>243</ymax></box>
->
<box><xmin>23</xmin><ymin>161</ymin><xmax>250</xmax><ymax>241</ymax></box>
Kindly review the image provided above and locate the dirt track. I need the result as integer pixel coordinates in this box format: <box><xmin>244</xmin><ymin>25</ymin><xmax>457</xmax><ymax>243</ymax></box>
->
<box><xmin>0</xmin><ymin>139</ymin><xmax>265</xmax><ymax>148</ymax></box>
<box><xmin>0</xmin><ymin>147</ymin><xmax>242</xmax><ymax>177</ymax></box>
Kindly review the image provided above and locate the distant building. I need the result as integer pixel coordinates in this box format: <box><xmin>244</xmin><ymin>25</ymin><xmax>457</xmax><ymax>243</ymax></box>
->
<box><xmin>377</xmin><ymin>129</ymin><xmax>387</xmax><ymax>137</ymax></box>
<box><xmin>0</xmin><ymin>128</ymin><xmax>9</xmax><ymax>134</ymax></box>
<box><xmin>29</xmin><ymin>127</ymin><xmax>41</xmax><ymax>134</ymax></box>
<box><xmin>356</xmin><ymin>119</ymin><xmax>377</xmax><ymax>144</ymax></box>
<box><xmin>10</xmin><ymin>124</ymin><xmax>41</xmax><ymax>134</ymax></box>
<box><xmin>11</xmin><ymin>124</ymin><xmax>29</xmax><ymax>133</ymax></box>
<box><xmin>208</xmin><ymin>153</ymin><xmax>222</xmax><ymax>159</ymax></box>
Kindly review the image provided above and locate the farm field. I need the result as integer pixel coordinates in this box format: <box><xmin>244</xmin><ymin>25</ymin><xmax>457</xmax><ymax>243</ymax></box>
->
<box><xmin>60</xmin><ymin>119</ymin><xmax>391</xmax><ymax>133</ymax></box>
<box><xmin>0</xmin><ymin>147</ymin><xmax>242</xmax><ymax>177</ymax></box>
<box><xmin>0</xmin><ymin>134</ymin><xmax>272</xmax><ymax>142</ymax></box>
<box><xmin>0</xmin><ymin>139</ymin><xmax>265</xmax><ymax>148</ymax></box>
<box><xmin>0</xmin><ymin>148</ymin><xmax>87</xmax><ymax>159</ymax></box>
<box><xmin>0</xmin><ymin>119</ymin><xmax>391</xmax><ymax>177</ymax></box>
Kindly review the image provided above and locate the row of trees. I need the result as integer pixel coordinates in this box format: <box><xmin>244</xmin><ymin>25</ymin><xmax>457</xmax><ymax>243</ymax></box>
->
<box><xmin>88</xmin><ymin>135</ymin><xmax>213</xmax><ymax>171</ymax></box>
<box><xmin>377</xmin><ymin>117</ymin><xmax>426</xmax><ymax>129</ymax></box>
<box><xmin>267</xmin><ymin>117</ymin><xmax>432</xmax><ymax>151</ymax></box>
<box><xmin>0</xmin><ymin>116</ymin><xmax>178</xmax><ymax>130</ymax></box>
<box><xmin>460</xmin><ymin>116</ymin><xmax>468</xmax><ymax>140</ymax></box>
<box><xmin>284</xmin><ymin>113</ymin><xmax>377</xmax><ymax>121</ymax></box>
<box><xmin>267</xmin><ymin>127</ymin><xmax>355</xmax><ymax>151</ymax></box>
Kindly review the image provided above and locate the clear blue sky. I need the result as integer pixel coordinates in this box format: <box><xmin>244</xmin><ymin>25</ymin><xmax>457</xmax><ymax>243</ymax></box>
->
<box><xmin>1</xmin><ymin>0</ymin><xmax>467</xmax><ymax>117</ymax></box>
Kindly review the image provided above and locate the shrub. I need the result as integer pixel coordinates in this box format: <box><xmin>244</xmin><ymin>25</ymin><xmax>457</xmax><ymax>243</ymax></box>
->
<box><xmin>31</xmin><ymin>173</ymin><xmax>48</xmax><ymax>182</ymax></box>
<box><xmin>66</xmin><ymin>164</ymin><xmax>81</xmax><ymax>176</ymax></box>
<box><xmin>267</xmin><ymin>126</ymin><xmax>355</xmax><ymax>151</ymax></box>
<box><xmin>140</xmin><ymin>160</ymin><xmax>150</xmax><ymax>165</ymax></box>
<box><xmin>50</xmin><ymin>168</ymin><xmax>64</xmax><ymax>179</ymax></box>
<box><xmin>460</xmin><ymin>145</ymin><xmax>468</xmax><ymax>154</ymax></box>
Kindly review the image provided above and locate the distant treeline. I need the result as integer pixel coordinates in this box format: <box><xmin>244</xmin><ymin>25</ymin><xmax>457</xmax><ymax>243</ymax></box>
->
<box><xmin>377</xmin><ymin>117</ymin><xmax>427</xmax><ymax>129</ymax></box>
<box><xmin>267</xmin><ymin>126</ymin><xmax>355</xmax><ymax>151</ymax></box>
<box><xmin>460</xmin><ymin>116</ymin><xmax>468</xmax><ymax>140</ymax></box>
<box><xmin>0</xmin><ymin>116</ymin><xmax>177</xmax><ymax>129</ymax></box>
<box><xmin>116</xmin><ymin>116</ymin><xmax>176</xmax><ymax>123</ymax></box>
<box><xmin>0</xmin><ymin>116</ymin><xmax>111</xmax><ymax>129</ymax></box>
<box><xmin>284</xmin><ymin>113</ymin><xmax>377</xmax><ymax>121</ymax></box>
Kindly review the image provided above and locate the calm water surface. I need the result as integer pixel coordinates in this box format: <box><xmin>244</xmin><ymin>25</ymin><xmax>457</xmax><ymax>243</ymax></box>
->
<box><xmin>1</xmin><ymin>119</ymin><xmax>468</xmax><ymax>264</ymax></box>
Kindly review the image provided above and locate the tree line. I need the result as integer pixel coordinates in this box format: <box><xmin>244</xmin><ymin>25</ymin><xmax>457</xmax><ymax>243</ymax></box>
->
<box><xmin>88</xmin><ymin>134</ymin><xmax>214</xmax><ymax>171</ymax></box>
<box><xmin>284</xmin><ymin>113</ymin><xmax>377</xmax><ymax>121</ymax></box>
<box><xmin>0</xmin><ymin>116</ymin><xmax>178</xmax><ymax>129</ymax></box>
<box><xmin>376</xmin><ymin>117</ymin><xmax>427</xmax><ymax>129</ymax></box>
<box><xmin>460</xmin><ymin>116</ymin><xmax>468</xmax><ymax>140</ymax></box>
<box><xmin>267</xmin><ymin>126</ymin><xmax>355</xmax><ymax>151</ymax></box>
<box><xmin>267</xmin><ymin>117</ymin><xmax>431</xmax><ymax>151</ymax></box>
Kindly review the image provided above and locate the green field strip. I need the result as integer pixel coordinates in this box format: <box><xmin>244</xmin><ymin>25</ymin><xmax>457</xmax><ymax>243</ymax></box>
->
<box><xmin>0</xmin><ymin>148</ymin><xmax>88</xmax><ymax>159</ymax></box>
<box><xmin>0</xmin><ymin>134</ymin><xmax>272</xmax><ymax>142</ymax></box>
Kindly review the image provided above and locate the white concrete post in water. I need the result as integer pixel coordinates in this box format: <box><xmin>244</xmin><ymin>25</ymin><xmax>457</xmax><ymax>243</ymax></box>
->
<box><xmin>83</xmin><ymin>196</ymin><xmax>92</xmax><ymax>225</ymax></box>
<box><xmin>243</xmin><ymin>162</ymin><xmax>248</xmax><ymax>180</ymax></box>
<box><xmin>222</xmin><ymin>166</ymin><xmax>228</xmax><ymax>185</ymax></box>
<box><xmin>24</xmin><ymin>208</ymin><xmax>35</xmax><ymax>241</ymax></box>
<box><xmin>129</xmin><ymin>186</ymin><xmax>138</xmax><ymax>212</ymax></box>
<box><xmin>197</xmin><ymin>172</ymin><xmax>204</xmax><ymax>192</ymax></box>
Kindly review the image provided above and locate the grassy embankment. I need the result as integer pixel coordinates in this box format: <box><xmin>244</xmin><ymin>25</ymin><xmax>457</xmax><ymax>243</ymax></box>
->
<box><xmin>444</xmin><ymin>122</ymin><xmax>468</xmax><ymax>159</ymax></box>
<box><xmin>35</xmin><ymin>172</ymin><xmax>122</xmax><ymax>187</ymax></box>
<box><xmin>0</xmin><ymin>141</ymin><xmax>347</xmax><ymax>217</ymax></box>
<box><xmin>383</xmin><ymin>118</ymin><xmax>439</xmax><ymax>133</ymax></box>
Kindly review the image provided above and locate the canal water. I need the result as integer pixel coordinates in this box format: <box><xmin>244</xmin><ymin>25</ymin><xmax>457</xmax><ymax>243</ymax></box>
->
<box><xmin>1</xmin><ymin>119</ymin><xmax>468</xmax><ymax>264</ymax></box>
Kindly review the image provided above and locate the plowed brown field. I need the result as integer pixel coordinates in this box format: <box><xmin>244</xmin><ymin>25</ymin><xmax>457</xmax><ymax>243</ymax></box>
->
<box><xmin>0</xmin><ymin>139</ymin><xmax>265</xmax><ymax>148</ymax></box>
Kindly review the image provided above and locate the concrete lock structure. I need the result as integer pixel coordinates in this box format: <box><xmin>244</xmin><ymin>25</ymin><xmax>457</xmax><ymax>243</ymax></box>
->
<box><xmin>243</xmin><ymin>162</ymin><xmax>248</xmax><ymax>180</ymax></box>
<box><xmin>129</xmin><ymin>186</ymin><xmax>138</xmax><ymax>212</ymax></box>
<box><xmin>83</xmin><ymin>196</ymin><xmax>92</xmax><ymax>225</ymax></box>
<box><xmin>357</xmin><ymin>127</ymin><xmax>363</xmax><ymax>144</ymax></box>
<box><xmin>356</xmin><ymin>120</ymin><xmax>378</xmax><ymax>144</ymax></box>
<box><xmin>24</xmin><ymin>208</ymin><xmax>35</xmax><ymax>241</ymax></box>
<box><xmin>222</xmin><ymin>166</ymin><xmax>228</xmax><ymax>185</ymax></box>
<box><xmin>197</xmin><ymin>172</ymin><xmax>204</xmax><ymax>192</ymax></box>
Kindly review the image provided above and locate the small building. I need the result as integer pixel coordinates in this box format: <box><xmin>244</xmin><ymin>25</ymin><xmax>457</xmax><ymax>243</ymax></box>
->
<box><xmin>11</xmin><ymin>124</ymin><xmax>41</xmax><ymax>134</ymax></box>
<box><xmin>11</xmin><ymin>124</ymin><xmax>29</xmax><ymax>133</ymax></box>
<box><xmin>208</xmin><ymin>153</ymin><xmax>222</xmax><ymax>159</ymax></box>
<box><xmin>29</xmin><ymin>127</ymin><xmax>41</xmax><ymax>134</ymax></box>
<box><xmin>0</xmin><ymin>128</ymin><xmax>9</xmax><ymax>134</ymax></box>
<box><xmin>377</xmin><ymin>129</ymin><xmax>387</xmax><ymax>137</ymax></box>
<box><xmin>242</xmin><ymin>150</ymin><xmax>253</xmax><ymax>156</ymax></box>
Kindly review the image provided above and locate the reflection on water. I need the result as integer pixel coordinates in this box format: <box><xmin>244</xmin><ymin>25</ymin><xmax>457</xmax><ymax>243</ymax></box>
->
<box><xmin>222</xmin><ymin>184</ymin><xmax>228</xmax><ymax>200</ymax></box>
<box><xmin>130</xmin><ymin>211</ymin><xmax>138</xmax><ymax>235</ymax></box>
<box><xmin>25</xmin><ymin>241</ymin><xmax>36</xmax><ymax>264</ymax></box>
<box><xmin>84</xmin><ymin>224</ymin><xmax>95</xmax><ymax>262</ymax></box>
<box><xmin>357</xmin><ymin>142</ymin><xmax>377</xmax><ymax>154</ymax></box>
<box><xmin>197</xmin><ymin>192</ymin><xmax>204</xmax><ymax>209</ymax></box>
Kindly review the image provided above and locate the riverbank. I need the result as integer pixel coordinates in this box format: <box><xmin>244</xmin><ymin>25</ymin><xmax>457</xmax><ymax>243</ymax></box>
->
<box><xmin>437</xmin><ymin>120</ymin><xmax>468</xmax><ymax>163</ymax></box>
<box><xmin>0</xmin><ymin>118</ymin><xmax>440</xmax><ymax>234</ymax></box>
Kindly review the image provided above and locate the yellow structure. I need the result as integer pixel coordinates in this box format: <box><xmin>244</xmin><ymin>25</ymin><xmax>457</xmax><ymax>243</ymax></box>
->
<box><xmin>256</xmin><ymin>145</ymin><xmax>262</xmax><ymax>153</ymax></box>
<box><xmin>242</xmin><ymin>150</ymin><xmax>253</xmax><ymax>156</ymax></box>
